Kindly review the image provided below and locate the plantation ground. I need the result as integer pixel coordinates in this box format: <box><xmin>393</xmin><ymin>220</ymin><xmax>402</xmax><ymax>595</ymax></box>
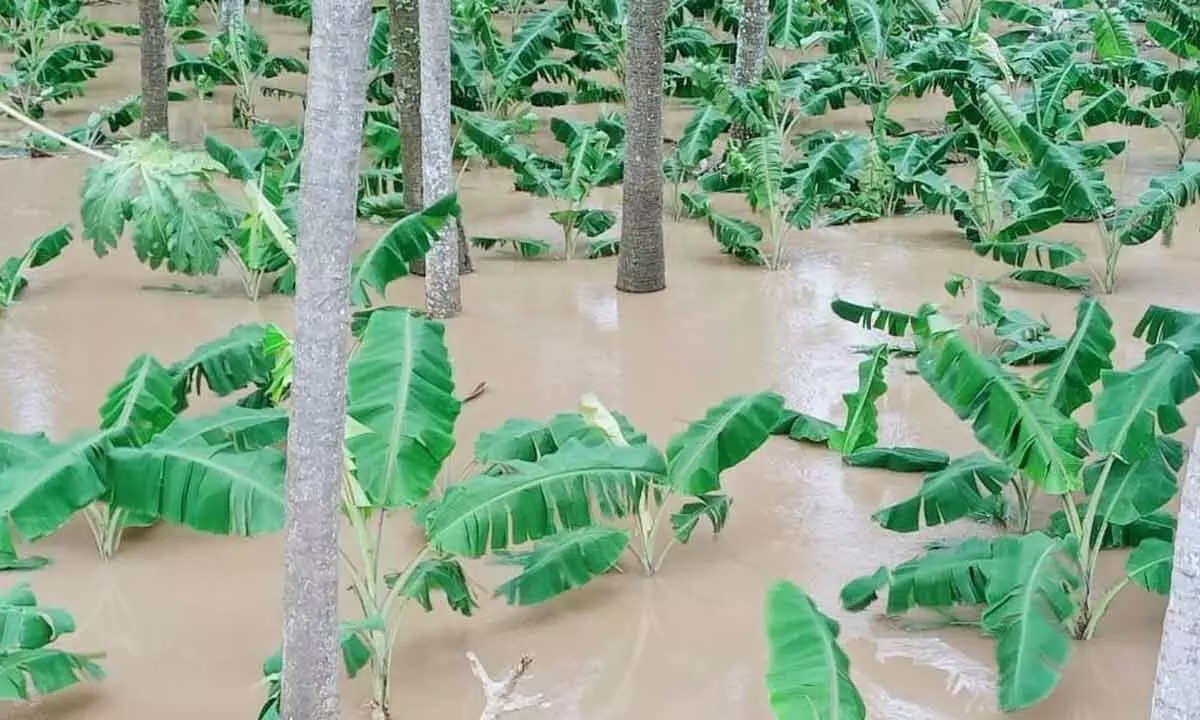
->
<box><xmin>3</xmin><ymin>4</ymin><xmax>1200</xmax><ymax>719</ymax></box>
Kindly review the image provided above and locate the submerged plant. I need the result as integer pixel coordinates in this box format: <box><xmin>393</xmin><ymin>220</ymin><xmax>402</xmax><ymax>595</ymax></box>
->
<box><xmin>764</xmin><ymin>581</ymin><xmax>866</xmax><ymax>719</ymax></box>
<box><xmin>449</xmin><ymin>1</ymin><xmax>574</xmax><ymax>119</ymax></box>
<box><xmin>69</xmin><ymin>133</ymin><xmax>459</xmax><ymax>301</ymax></box>
<box><xmin>465</xmin><ymin>389</ymin><xmax>783</xmax><ymax>590</ymax></box>
<box><xmin>0</xmin><ymin>224</ymin><xmax>70</xmax><ymax>310</ymax></box>
<box><xmin>841</xmin><ymin>299</ymin><xmax>1200</xmax><ymax>711</ymax></box>
<box><xmin>772</xmin><ymin>321</ymin><xmax>949</xmax><ymax>474</ymax></box>
<box><xmin>460</xmin><ymin>113</ymin><xmax>623</xmax><ymax>259</ymax></box>
<box><xmin>169</xmin><ymin>21</ymin><xmax>306</xmax><ymax>128</ymax></box>
<box><xmin>0</xmin><ymin>583</ymin><xmax>105</xmax><ymax>700</ymax></box>
<box><xmin>0</xmin><ymin>0</ymin><xmax>128</xmax><ymax>118</ymax></box>
<box><xmin>0</xmin><ymin>321</ymin><xmax>282</xmax><ymax>561</ymax></box>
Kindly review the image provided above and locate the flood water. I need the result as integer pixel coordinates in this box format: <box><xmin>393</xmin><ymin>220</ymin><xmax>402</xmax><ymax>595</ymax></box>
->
<box><xmin>2</xmin><ymin>5</ymin><xmax>1200</xmax><ymax>719</ymax></box>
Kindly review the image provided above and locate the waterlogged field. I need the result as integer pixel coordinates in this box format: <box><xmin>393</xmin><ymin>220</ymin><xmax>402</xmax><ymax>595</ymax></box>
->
<box><xmin>1</xmin><ymin>0</ymin><xmax>1200</xmax><ymax>718</ymax></box>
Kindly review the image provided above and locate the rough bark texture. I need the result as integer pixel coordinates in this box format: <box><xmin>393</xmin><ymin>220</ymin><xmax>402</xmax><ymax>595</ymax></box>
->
<box><xmin>391</xmin><ymin>0</ymin><xmax>472</xmax><ymax>277</ymax></box>
<box><xmin>419</xmin><ymin>0</ymin><xmax>462</xmax><ymax>317</ymax></box>
<box><xmin>615</xmin><ymin>0</ymin><xmax>667</xmax><ymax>293</ymax></box>
<box><xmin>219</xmin><ymin>0</ymin><xmax>245</xmax><ymax>32</ymax></box>
<box><xmin>389</xmin><ymin>0</ymin><xmax>425</xmax><ymax>275</ymax></box>
<box><xmin>137</xmin><ymin>0</ymin><xmax>168</xmax><ymax>138</ymax></box>
<box><xmin>730</xmin><ymin>0</ymin><xmax>769</xmax><ymax>142</ymax></box>
<box><xmin>1151</xmin><ymin>429</ymin><xmax>1200</xmax><ymax>720</ymax></box>
<box><xmin>279</xmin><ymin>0</ymin><xmax>372</xmax><ymax>714</ymax></box>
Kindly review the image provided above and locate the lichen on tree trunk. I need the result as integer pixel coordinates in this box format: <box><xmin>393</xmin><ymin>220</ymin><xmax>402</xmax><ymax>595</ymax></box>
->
<box><xmin>615</xmin><ymin>0</ymin><xmax>667</xmax><ymax>293</ymax></box>
<box><xmin>280</xmin><ymin>0</ymin><xmax>373</xmax><ymax>716</ymax></box>
<box><xmin>418</xmin><ymin>0</ymin><xmax>462</xmax><ymax>317</ymax></box>
<box><xmin>730</xmin><ymin>0</ymin><xmax>769</xmax><ymax>142</ymax></box>
<box><xmin>137</xmin><ymin>0</ymin><xmax>168</xmax><ymax>138</ymax></box>
<box><xmin>1151</xmin><ymin>430</ymin><xmax>1200</xmax><ymax>720</ymax></box>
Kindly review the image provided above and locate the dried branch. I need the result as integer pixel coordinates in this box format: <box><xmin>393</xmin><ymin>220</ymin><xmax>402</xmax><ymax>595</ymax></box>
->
<box><xmin>467</xmin><ymin>651</ymin><xmax>546</xmax><ymax>719</ymax></box>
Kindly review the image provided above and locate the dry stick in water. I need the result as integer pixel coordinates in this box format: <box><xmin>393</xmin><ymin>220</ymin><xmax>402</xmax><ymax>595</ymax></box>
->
<box><xmin>0</xmin><ymin>99</ymin><xmax>113</xmax><ymax>162</ymax></box>
<box><xmin>467</xmin><ymin>652</ymin><xmax>546</xmax><ymax>719</ymax></box>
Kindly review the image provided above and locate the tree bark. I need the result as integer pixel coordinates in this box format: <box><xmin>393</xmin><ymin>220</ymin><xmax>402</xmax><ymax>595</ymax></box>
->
<box><xmin>419</xmin><ymin>0</ymin><xmax>462</xmax><ymax>317</ymax></box>
<box><xmin>389</xmin><ymin>0</ymin><xmax>426</xmax><ymax>275</ymax></box>
<box><xmin>137</xmin><ymin>0</ymin><xmax>168</xmax><ymax>138</ymax></box>
<box><xmin>219</xmin><ymin>0</ymin><xmax>245</xmax><ymax>32</ymax></box>
<box><xmin>279</xmin><ymin>0</ymin><xmax>372</xmax><ymax>714</ymax></box>
<box><xmin>1151</xmin><ymin>430</ymin><xmax>1200</xmax><ymax>720</ymax></box>
<box><xmin>615</xmin><ymin>0</ymin><xmax>667</xmax><ymax>293</ymax></box>
<box><xmin>730</xmin><ymin>0</ymin><xmax>769</xmax><ymax>141</ymax></box>
<box><xmin>391</xmin><ymin>0</ymin><xmax>472</xmax><ymax>277</ymax></box>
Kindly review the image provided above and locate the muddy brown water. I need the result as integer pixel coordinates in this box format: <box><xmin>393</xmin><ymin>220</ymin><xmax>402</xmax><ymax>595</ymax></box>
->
<box><xmin>3</xmin><ymin>6</ymin><xmax>1200</xmax><ymax>719</ymax></box>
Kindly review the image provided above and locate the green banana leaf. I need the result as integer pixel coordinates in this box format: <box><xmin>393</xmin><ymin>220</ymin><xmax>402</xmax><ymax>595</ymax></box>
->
<box><xmin>666</xmin><ymin>391</ymin><xmax>784</xmax><ymax>494</ymax></box>
<box><xmin>829</xmin><ymin>345</ymin><xmax>888</xmax><ymax>455</ymax></box>
<box><xmin>0</xmin><ymin>582</ymin><xmax>105</xmax><ymax>700</ymax></box>
<box><xmin>493</xmin><ymin>526</ymin><xmax>630</xmax><ymax>605</ymax></box>
<box><xmin>425</xmin><ymin>442</ymin><xmax>666</xmax><ymax>556</ymax></box>
<box><xmin>765</xmin><ymin>580</ymin><xmax>866</xmax><ymax>720</ymax></box>
<box><xmin>345</xmin><ymin>309</ymin><xmax>460</xmax><ymax>507</ymax></box>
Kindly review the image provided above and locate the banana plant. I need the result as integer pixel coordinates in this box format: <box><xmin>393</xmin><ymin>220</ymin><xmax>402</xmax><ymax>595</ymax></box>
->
<box><xmin>663</xmin><ymin>103</ymin><xmax>729</xmax><ymax>220</ymax></box>
<box><xmin>202</xmin><ymin>131</ymin><xmax>300</xmax><ymax>298</ymax></box>
<box><xmin>0</xmin><ymin>583</ymin><xmax>105</xmax><ymax>700</ymax></box>
<box><xmin>22</xmin><ymin>94</ymin><xmax>144</xmax><ymax>154</ymax></box>
<box><xmin>764</xmin><ymin>581</ymin><xmax>866</xmax><ymax>719</ymax></box>
<box><xmin>0</xmin><ymin>320</ymin><xmax>281</xmax><ymax>561</ymax></box>
<box><xmin>450</xmin><ymin>0</ymin><xmax>574</xmax><ymax>119</ymax></box>
<box><xmin>812</xmin><ymin>0</ymin><xmax>952</xmax><ymax>134</ymax></box>
<box><xmin>0</xmin><ymin>224</ymin><xmax>70</xmax><ymax>310</ymax></box>
<box><xmin>945</xmin><ymin>78</ymin><xmax>1200</xmax><ymax>292</ymax></box>
<box><xmin>255</xmin><ymin>307</ymin><xmax>782</xmax><ymax>714</ymax></box>
<box><xmin>941</xmin><ymin>273</ymin><xmax>1066</xmax><ymax>365</ymax></box>
<box><xmin>168</xmin><ymin>21</ymin><xmax>306</xmax><ymax>128</ymax></box>
<box><xmin>561</xmin><ymin>0</ymin><xmax>720</xmax><ymax>102</ymax></box>
<box><xmin>841</xmin><ymin>299</ymin><xmax>1200</xmax><ymax>712</ymax></box>
<box><xmin>772</xmin><ymin>337</ymin><xmax>949</xmax><ymax>473</ymax></box>
<box><xmin>688</xmin><ymin>81</ymin><xmax>857</xmax><ymax>267</ymax></box>
<box><xmin>463</xmin><ymin>389</ymin><xmax>783</xmax><ymax>591</ymax></box>
<box><xmin>459</xmin><ymin>113</ymin><xmax>623</xmax><ymax>259</ymax></box>
<box><xmin>1136</xmin><ymin>0</ymin><xmax>1200</xmax><ymax>164</ymax></box>
<box><xmin>831</xmin><ymin>285</ymin><xmax>1067</xmax><ymax>371</ymax></box>
<box><xmin>0</xmin><ymin>0</ymin><xmax>123</xmax><ymax>118</ymax></box>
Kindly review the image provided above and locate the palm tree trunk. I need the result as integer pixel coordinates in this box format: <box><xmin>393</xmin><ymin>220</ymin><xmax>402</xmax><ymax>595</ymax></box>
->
<box><xmin>419</xmin><ymin>0</ymin><xmax>461</xmax><ymax>317</ymax></box>
<box><xmin>730</xmin><ymin>0</ymin><xmax>769</xmax><ymax>142</ymax></box>
<box><xmin>1151</xmin><ymin>429</ymin><xmax>1200</xmax><ymax>720</ymax></box>
<box><xmin>138</xmin><ymin>0</ymin><xmax>169</xmax><ymax>138</ymax></box>
<box><xmin>390</xmin><ymin>0</ymin><xmax>472</xmax><ymax>278</ymax></box>
<box><xmin>280</xmin><ymin>0</ymin><xmax>373</xmax><ymax>714</ymax></box>
<box><xmin>389</xmin><ymin>0</ymin><xmax>426</xmax><ymax>276</ymax></box>
<box><xmin>219</xmin><ymin>0</ymin><xmax>245</xmax><ymax>32</ymax></box>
<box><xmin>615</xmin><ymin>0</ymin><xmax>667</xmax><ymax>293</ymax></box>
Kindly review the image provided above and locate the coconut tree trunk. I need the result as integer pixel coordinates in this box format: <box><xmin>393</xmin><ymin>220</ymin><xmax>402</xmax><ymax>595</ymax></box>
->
<box><xmin>1151</xmin><ymin>430</ymin><xmax>1200</xmax><ymax>720</ymax></box>
<box><xmin>279</xmin><ymin>0</ymin><xmax>372</xmax><ymax>714</ymax></box>
<box><xmin>389</xmin><ymin>0</ymin><xmax>426</xmax><ymax>275</ymax></box>
<box><xmin>138</xmin><ymin>0</ymin><xmax>168</xmax><ymax>138</ymax></box>
<box><xmin>390</xmin><ymin>0</ymin><xmax>473</xmax><ymax>277</ymax></box>
<box><xmin>219</xmin><ymin>0</ymin><xmax>245</xmax><ymax>31</ymax></box>
<box><xmin>730</xmin><ymin>0</ymin><xmax>769</xmax><ymax>141</ymax></box>
<box><xmin>419</xmin><ymin>0</ymin><xmax>462</xmax><ymax>317</ymax></box>
<box><xmin>615</xmin><ymin>0</ymin><xmax>667</xmax><ymax>293</ymax></box>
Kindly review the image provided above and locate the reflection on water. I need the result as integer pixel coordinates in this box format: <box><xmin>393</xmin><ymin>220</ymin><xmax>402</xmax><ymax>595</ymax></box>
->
<box><xmin>0</xmin><ymin>323</ymin><xmax>58</xmax><ymax>434</ymax></box>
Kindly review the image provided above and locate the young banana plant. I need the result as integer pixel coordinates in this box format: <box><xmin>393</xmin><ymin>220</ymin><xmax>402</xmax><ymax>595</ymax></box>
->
<box><xmin>0</xmin><ymin>0</ymin><xmax>126</xmax><ymax>118</ymax></box>
<box><xmin>458</xmin><ymin>113</ymin><xmax>624</xmax><ymax>259</ymax></box>
<box><xmin>168</xmin><ymin>21</ymin><xmax>306</xmax><ymax>128</ymax></box>
<box><xmin>841</xmin><ymin>300</ymin><xmax>1200</xmax><ymax>712</ymax></box>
